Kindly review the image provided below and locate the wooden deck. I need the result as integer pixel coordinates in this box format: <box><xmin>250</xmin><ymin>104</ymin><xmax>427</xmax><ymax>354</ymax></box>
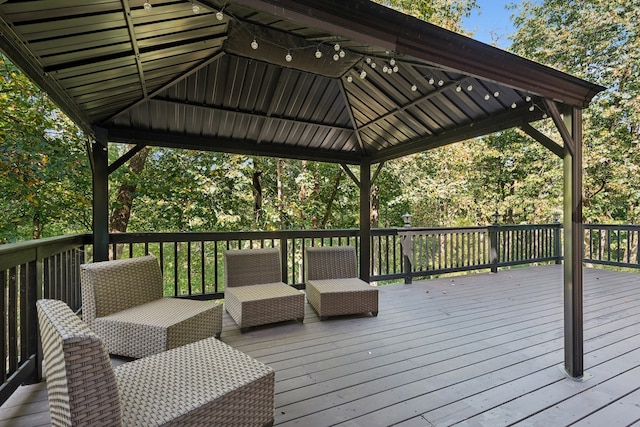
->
<box><xmin>2</xmin><ymin>265</ymin><xmax>640</xmax><ymax>426</ymax></box>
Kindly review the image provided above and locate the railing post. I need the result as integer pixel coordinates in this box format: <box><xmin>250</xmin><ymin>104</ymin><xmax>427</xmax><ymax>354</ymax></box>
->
<box><xmin>401</xmin><ymin>213</ymin><xmax>412</xmax><ymax>284</ymax></box>
<box><xmin>489</xmin><ymin>215</ymin><xmax>499</xmax><ymax>273</ymax></box>
<box><xmin>554</xmin><ymin>220</ymin><xmax>562</xmax><ymax>265</ymax></box>
<box><xmin>280</xmin><ymin>237</ymin><xmax>289</xmax><ymax>285</ymax></box>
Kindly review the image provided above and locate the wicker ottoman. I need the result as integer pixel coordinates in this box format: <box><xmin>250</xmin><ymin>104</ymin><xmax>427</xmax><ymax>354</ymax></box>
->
<box><xmin>225</xmin><ymin>282</ymin><xmax>305</xmax><ymax>331</ymax></box>
<box><xmin>95</xmin><ymin>298</ymin><xmax>223</xmax><ymax>359</ymax></box>
<box><xmin>306</xmin><ymin>277</ymin><xmax>378</xmax><ymax>320</ymax></box>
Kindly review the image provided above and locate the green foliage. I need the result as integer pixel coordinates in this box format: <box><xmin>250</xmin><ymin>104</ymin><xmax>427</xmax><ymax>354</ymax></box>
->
<box><xmin>0</xmin><ymin>54</ymin><xmax>91</xmax><ymax>242</ymax></box>
<box><xmin>372</xmin><ymin>0</ymin><xmax>479</xmax><ymax>34</ymax></box>
<box><xmin>510</xmin><ymin>0</ymin><xmax>640</xmax><ymax>222</ymax></box>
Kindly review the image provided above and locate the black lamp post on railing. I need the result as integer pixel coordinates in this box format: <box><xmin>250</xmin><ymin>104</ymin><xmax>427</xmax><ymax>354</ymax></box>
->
<box><xmin>489</xmin><ymin>211</ymin><xmax>500</xmax><ymax>272</ymax></box>
<box><xmin>401</xmin><ymin>213</ymin><xmax>413</xmax><ymax>284</ymax></box>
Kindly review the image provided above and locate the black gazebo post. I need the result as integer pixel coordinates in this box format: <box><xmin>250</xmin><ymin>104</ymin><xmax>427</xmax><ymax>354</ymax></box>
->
<box><xmin>359</xmin><ymin>159</ymin><xmax>371</xmax><ymax>282</ymax></box>
<box><xmin>91</xmin><ymin>126</ymin><xmax>109</xmax><ymax>262</ymax></box>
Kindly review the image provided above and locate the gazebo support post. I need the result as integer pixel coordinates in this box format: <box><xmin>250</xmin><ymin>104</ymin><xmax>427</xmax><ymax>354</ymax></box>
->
<box><xmin>359</xmin><ymin>159</ymin><xmax>371</xmax><ymax>282</ymax></box>
<box><xmin>91</xmin><ymin>127</ymin><xmax>110</xmax><ymax>262</ymax></box>
<box><xmin>563</xmin><ymin>107</ymin><xmax>584</xmax><ymax>378</ymax></box>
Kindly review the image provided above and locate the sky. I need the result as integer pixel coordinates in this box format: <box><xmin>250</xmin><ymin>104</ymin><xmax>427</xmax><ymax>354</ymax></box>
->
<box><xmin>462</xmin><ymin>0</ymin><xmax>517</xmax><ymax>47</ymax></box>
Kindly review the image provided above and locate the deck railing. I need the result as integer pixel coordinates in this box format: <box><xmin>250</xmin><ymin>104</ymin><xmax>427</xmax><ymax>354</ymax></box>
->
<box><xmin>0</xmin><ymin>221</ymin><xmax>600</xmax><ymax>406</ymax></box>
<box><xmin>583</xmin><ymin>224</ymin><xmax>640</xmax><ymax>268</ymax></box>
<box><xmin>0</xmin><ymin>234</ymin><xmax>89</xmax><ymax>405</ymax></box>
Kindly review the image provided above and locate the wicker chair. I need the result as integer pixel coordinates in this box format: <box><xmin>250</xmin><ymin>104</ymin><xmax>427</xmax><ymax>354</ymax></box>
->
<box><xmin>305</xmin><ymin>246</ymin><xmax>378</xmax><ymax>319</ymax></box>
<box><xmin>224</xmin><ymin>248</ymin><xmax>304</xmax><ymax>332</ymax></box>
<box><xmin>81</xmin><ymin>255</ymin><xmax>222</xmax><ymax>358</ymax></box>
<box><xmin>36</xmin><ymin>299</ymin><xmax>275</xmax><ymax>427</ymax></box>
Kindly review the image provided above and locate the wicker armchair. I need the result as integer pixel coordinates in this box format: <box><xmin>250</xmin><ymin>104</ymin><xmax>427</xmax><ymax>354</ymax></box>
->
<box><xmin>81</xmin><ymin>255</ymin><xmax>222</xmax><ymax>358</ymax></box>
<box><xmin>36</xmin><ymin>299</ymin><xmax>275</xmax><ymax>427</ymax></box>
<box><xmin>224</xmin><ymin>248</ymin><xmax>304</xmax><ymax>331</ymax></box>
<box><xmin>305</xmin><ymin>246</ymin><xmax>378</xmax><ymax>319</ymax></box>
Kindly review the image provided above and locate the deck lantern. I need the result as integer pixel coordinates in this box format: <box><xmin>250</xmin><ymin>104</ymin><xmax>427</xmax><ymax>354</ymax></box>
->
<box><xmin>402</xmin><ymin>213</ymin><xmax>412</xmax><ymax>228</ymax></box>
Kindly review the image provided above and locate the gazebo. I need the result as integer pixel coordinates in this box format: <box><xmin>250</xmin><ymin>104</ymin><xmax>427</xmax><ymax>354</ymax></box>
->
<box><xmin>0</xmin><ymin>0</ymin><xmax>604</xmax><ymax>380</ymax></box>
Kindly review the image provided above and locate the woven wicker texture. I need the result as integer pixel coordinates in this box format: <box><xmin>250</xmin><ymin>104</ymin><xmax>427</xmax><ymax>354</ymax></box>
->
<box><xmin>305</xmin><ymin>245</ymin><xmax>357</xmax><ymax>280</ymax></box>
<box><xmin>37</xmin><ymin>299</ymin><xmax>122</xmax><ymax>427</ymax></box>
<box><xmin>37</xmin><ymin>299</ymin><xmax>275</xmax><ymax>427</ymax></box>
<box><xmin>225</xmin><ymin>282</ymin><xmax>305</xmax><ymax>329</ymax></box>
<box><xmin>305</xmin><ymin>246</ymin><xmax>378</xmax><ymax>318</ymax></box>
<box><xmin>81</xmin><ymin>255</ymin><xmax>222</xmax><ymax>358</ymax></box>
<box><xmin>116</xmin><ymin>337</ymin><xmax>274</xmax><ymax>426</ymax></box>
<box><xmin>224</xmin><ymin>248</ymin><xmax>282</xmax><ymax>288</ymax></box>
<box><xmin>224</xmin><ymin>249</ymin><xmax>304</xmax><ymax>330</ymax></box>
<box><xmin>94</xmin><ymin>298</ymin><xmax>223</xmax><ymax>359</ymax></box>
<box><xmin>81</xmin><ymin>255</ymin><xmax>163</xmax><ymax>329</ymax></box>
<box><xmin>306</xmin><ymin>278</ymin><xmax>378</xmax><ymax>318</ymax></box>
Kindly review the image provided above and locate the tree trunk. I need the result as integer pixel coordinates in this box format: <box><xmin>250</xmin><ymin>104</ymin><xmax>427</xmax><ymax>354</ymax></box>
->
<box><xmin>277</xmin><ymin>159</ymin><xmax>284</xmax><ymax>229</ymax></box>
<box><xmin>109</xmin><ymin>146</ymin><xmax>149</xmax><ymax>258</ymax></box>
<box><xmin>252</xmin><ymin>170</ymin><xmax>263</xmax><ymax>223</ymax></box>
<box><xmin>321</xmin><ymin>169</ymin><xmax>343</xmax><ymax>229</ymax></box>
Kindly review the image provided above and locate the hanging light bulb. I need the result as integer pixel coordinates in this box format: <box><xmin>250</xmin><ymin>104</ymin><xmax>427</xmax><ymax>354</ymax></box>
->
<box><xmin>216</xmin><ymin>9</ymin><xmax>224</xmax><ymax>20</ymax></box>
<box><xmin>382</xmin><ymin>65</ymin><xmax>389</xmax><ymax>73</ymax></box>
<box><xmin>370</xmin><ymin>62</ymin><xmax>376</xmax><ymax>69</ymax></box>
<box><xmin>347</xmin><ymin>75</ymin><xmax>353</xmax><ymax>83</ymax></box>
<box><xmin>494</xmin><ymin>91</ymin><xmax>500</xmax><ymax>97</ymax></box>
<box><xmin>511</xmin><ymin>102</ymin><xmax>517</xmax><ymax>109</ymax></box>
<box><xmin>366</xmin><ymin>57</ymin><xmax>372</xmax><ymax>64</ymax></box>
<box><xmin>467</xmin><ymin>84</ymin><xmax>473</xmax><ymax>91</ymax></box>
<box><xmin>339</xmin><ymin>50</ymin><xmax>346</xmax><ymax>58</ymax></box>
<box><xmin>484</xmin><ymin>94</ymin><xmax>491</xmax><ymax>100</ymax></box>
<box><xmin>334</xmin><ymin>43</ymin><xmax>341</xmax><ymax>51</ymax></box>
<box><xmin>285</xmin><ymin>51</ymin><xmax>292</xmax><ymax>62</ymax></box>
<box><xmin>360</xmin><ymin>70</ymin><xmax>367</xmax><ymax>79</ymax></box>
<box><xmin>143</xmin><ymin>1</ymin><xmax>152</xmax><ymax>10</ymax></box>
<box><xmin>525</xmin><ymin>96</ymin><xmax>532</xmax><ymax>102</ymax></box>
<box><xmin>438</xmin><ymin>80</ymin><xmax>444</xmax><ymax>86</ymax></box>
<box><xmin>250</xmin><ymin>39</ymin><xmax>258</xmax><ymax>50</ymax></box>
<box><xmin>411</xmin><ymin>84</ymin><xmax>418</xmax><ymax>92</ymax></box>
<box><xmin>333</xmin><ymin>53</ymin><xmax>339</xmax><ymax>61</ymax></box>
<box><xmin>389</xmin><ymin>58</ymin><xmax>396</xmax><ymax>66</ymax></box>
<box><xmin>456</xmin><ymin>85</ymin><xmax>462</xmax><ymax>92</ymax></box>
<box><xmin>428</xmin><ymin>77</ymin><xmax>434</xmax><ymax>85</ymax></box>
<box><xmin>529</xmin><ymin>105</ymin><xmax>535</xmax><ymax>112</ymax></box>
<box><xmin>387</xmin><ymin>68</ymin><xmax>393</xmax><ymax>75</ymax></box>
<box><xmin>191</xmin><ymin>2</ymin><xmax>200</xmax><ymax>13</ymax></box>
<box><xmin>315</xmin><ymin>48</ymin><xmax>322</xmax><ymax>59</ymax></box>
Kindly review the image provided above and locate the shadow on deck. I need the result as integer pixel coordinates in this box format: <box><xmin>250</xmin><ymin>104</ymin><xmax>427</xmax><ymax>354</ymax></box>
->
<box><xmin>2</xmin><ymin>265</ymin><xmax>640</xmax><ymax>426</ymax></box>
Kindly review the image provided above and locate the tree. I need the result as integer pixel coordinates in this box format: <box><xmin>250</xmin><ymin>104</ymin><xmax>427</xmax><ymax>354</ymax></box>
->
<box><xmin>509</xmin><ymin>0</ymin><xmax>640</xmax><ymax>223</ymax></box>
<box><xmin>0</xmin><ymin>54</ymin><xmax>91</xmax><ymax>243</ymax></box>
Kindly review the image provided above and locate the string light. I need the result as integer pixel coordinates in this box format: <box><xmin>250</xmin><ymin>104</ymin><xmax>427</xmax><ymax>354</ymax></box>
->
<box><xmin>347</xmin><ymin>75</ymin><xmax>353</xmax><ymax>83</ymax></box>
<box><xmin>315</xmin><ymin>48</ymin><xmax>322</xmax><ymax>59</ymax></box>
<box><xmin>285</xmin><ymin>51</ymin><xmax>292</xmax><ymax>62</ymax></box>
<box><xmin>360</xmin><ymin>70</ymin><xmax>367</xmax><ymax>79</ymax></box>
<box><xmin>511</xmin><ymin>102</ymin><xmax>517</xmax><ymax>109</ymax></box>
<box><xmin>456</xmin><ymin>85</ymin><xmax>462</xmax><ymax>92</ymax></box>
<box><xmin>216</xmin><ymin>9</ymin><xmax>224</xmax><ymax>20</ymax></box>
<box><xmin>333</xmin><ymin>53</ymin><xmax>339</xmax><ymax>61</ymax></box>
<box><xmin>467</xmin><ymin>84</ymin><xmax>473</xmax><ymax>91</ymax></box>
<box><xmin>334</xmin><ymin>43</ymin><xmax>341</xmax><ymax>51</ymax></box>
<box><xmin>494</xmin><ymin>91</ymin><xmax>500</xmax><ymax>97</ymax></box>
<box><xmin>411</xmin><ymin>84</ymin><xmax>418</xmax><ymax>92</ymax></box>
<box><xmin>250</xmin><ymin>39</ymin><xmax>258</xmax><ymax>50</ymax></box>
<box><xmin>484</xmin><ymin>94</ymin><xmax>491</xmax><ymax>100</ymax></box>
<box><xmin>529</xmin><ymin>105</ymin><xmax>535</xmax><ymax>112</ymax></box>
<box><xmin>191</xmin><ymin>2</ymin><xmax>200</xmax><ymax>13</ymax></box>
<box><xmin>143</xmin><ymin>1</ymin><xmax>152</xmax><ymax>10</ymax></box>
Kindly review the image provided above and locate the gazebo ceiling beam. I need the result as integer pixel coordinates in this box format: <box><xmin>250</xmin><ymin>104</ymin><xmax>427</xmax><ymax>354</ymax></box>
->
<box><xmin>106</xmin><ymin>128</ymin><xmax>362</xmax><ymax>164</ymax></box>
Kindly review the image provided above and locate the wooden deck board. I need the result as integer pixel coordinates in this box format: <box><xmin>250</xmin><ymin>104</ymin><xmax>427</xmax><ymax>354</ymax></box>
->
<box><xmin>2</xmin><ymin>265</ymin><xmax>640</xmax><ymax>426</ymax></box>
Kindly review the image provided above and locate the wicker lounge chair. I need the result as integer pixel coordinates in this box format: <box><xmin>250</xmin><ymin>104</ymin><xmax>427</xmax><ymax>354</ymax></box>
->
<box><xmin>81</xmin><ymin>255</ymin><xmax>223</xmax><ymax>358</ymax></box>
<box><xmin>224</xmin><ymin>248</ymin><xmax>304</xmax><ymax>331</ymax></box>
<box><xmin>305</xmin><ymin>246</ymin><xmax>379</xmax><ymax>319</ymax></box>
<box><xmin>36</xmin><ymin>299</ymin><xmax>275</xmax><ymax>427</ymax></box>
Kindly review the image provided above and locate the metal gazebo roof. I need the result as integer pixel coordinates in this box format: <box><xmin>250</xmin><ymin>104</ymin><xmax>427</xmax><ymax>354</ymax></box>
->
<box><xmin>0</xmin><ymin>0</ymin><xmax>606</xmax><ymax>380</ymax></box>
<box><xmin>0</xmin><ymin>0</ymin><xmax>604</xmax><ymax>164</ymax></box>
